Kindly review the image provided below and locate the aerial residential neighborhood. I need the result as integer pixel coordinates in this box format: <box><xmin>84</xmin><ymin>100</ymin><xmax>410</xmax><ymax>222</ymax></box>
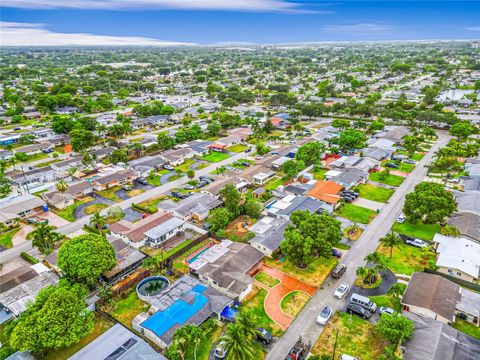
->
<box><xmin>1</xmin><ymin>2</ymin><xmax>480</xmax><ymax>360</ymax></box>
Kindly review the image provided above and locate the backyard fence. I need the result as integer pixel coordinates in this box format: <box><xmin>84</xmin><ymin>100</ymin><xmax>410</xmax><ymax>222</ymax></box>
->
<box><xmin>424</xmin><ymin>268</ymin><xmax>480</xmax><ymax>292</ymax></box>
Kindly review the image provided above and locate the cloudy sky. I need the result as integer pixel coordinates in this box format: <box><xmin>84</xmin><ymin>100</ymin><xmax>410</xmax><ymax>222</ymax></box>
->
<box><xmin>1</xmin><ymin>1</ymin><xmax>479</xmax><ymax>46</ymax></box>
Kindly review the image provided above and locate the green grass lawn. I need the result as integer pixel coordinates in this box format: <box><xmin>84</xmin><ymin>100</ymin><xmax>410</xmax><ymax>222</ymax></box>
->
<box><xmin>255</xmin><ymin>271</ymin><xmax>280</xmax><ymax>287</ymax></box>
<box><xmin>452</xmin><ymin>319</ymin><xmax>480</xmax><ymax>339</ymax></box>
<box><xmin>377</xmin><ymin>243</ymin><xmax>435</xmax><ymax>275</ymax></box>
<box><xmin>280</xmin><ymin>290</ymin><xmax>310</xmax><ymax>317</ymax></box>
<box><xmin>201</xmin><ymin>151</ymin><xmax>230</xmax><ymax>163</ymax></box>
<box><xmin>187</xmin><ymin>322</ymin><xmax>224</xmax><ymax>360</ymax></box>
<box><xmin>352</xmin><ymin>184</ymin><xmax>394</xmax><ymax>203</ymax></box>
<box><xmin>83</xmin><ymin>203</ymin><xmax>109</xmax><ymax>215</ymax></box>
<box><xmin>0</xmin><ymin>228</ymin><xmax>20</xmax><ymax>249</ymax></box>
<box><xmin>54</xmin><ymin>197</ymin><xmax>94</xmax><ymax>222</ymax></box>
<box><xmin>264</xmin><ymin>176</ymin><xmax>284</xmax><ymax>190</ymax></box>
<box><xmin>392</xmin><ymin>221</ymin><xmax>441</xmax><ymax>241</ymax></box>
<box><xmin>264</xmin><ymin>256</ymin><xmax>338</xmax><ymax>286</ymax></box>
<box><xmin>137</xmin><ymin>195</ymin><xmax>167</xmax><ymax>213</ymax></box>
<box><xmin>335</xmin><ymin>203</ymin><xmax>377</xmax><ymax>224</ymax></box>
<box><xmin>175</xmin><ymin>158</ymin><xmax>195</xmax><ymax>173</ymax></box>
<box><xmin>369</xmin><ymin>171</ymin><xmax>405</xmax><ymax>187</ymax></box>
<box><xmin>369</xmin><ymin>283</ymin><xmax>406</xmax><ymax>312</ymax></box>
<box><xmin>39</xmin><ymin>314</ymin><xmax>114</xmax><ymax>360</ymax></box>
<box><xmin>53</xmin><ymin>145</ymin><xmax>67</xmax><ymax>154</ymax></box>
<box><xmin>241</xmin><ymin>287</ymin><xmax>284</xmax><ymax>336</ymax></box>
<box><xmin>141</xmin><ymin>237</ymin><xmax>195</xmax><ymax>258</ymax></box>
<box><xmin>398</xmin><ymin>162</ymin><xmax>415</xmax><ymax>173</ymax></box>
<box><xmin>34</xmin><ymin>159</ymin><xmax>61</xmax><ymax>168</ymax></box>
<box><xmin>22</xmin><ymin>152</ymin><xmax>49</xmax><ymax>162</ymax></box>
<box><xmin>109</xmin><ymin>290</ymin><xmax>150</xmax><ymax>328</ymax></box>
<box><xmin>227</xmin><ymin>144</ymin><xmax>248</xmax><ymax>153</ymax></box>
<box><xmin>311</xmin><ymin>312</ymin><xmax>388</xmax><ymax>360</ymax></box>
<box><xmin>173</xmin><ymin>240</ymin><xmax>209</xmax><ymax>273</ymax></box>
<box><xmin>95</xmin><ymin>186</ymin><xmax>123</xmax><ymax>202</ymax></box>
<box><xmin>313</xmin><ymin>168</ymin><xmax>328</xmax><ymax>180</ymax></box>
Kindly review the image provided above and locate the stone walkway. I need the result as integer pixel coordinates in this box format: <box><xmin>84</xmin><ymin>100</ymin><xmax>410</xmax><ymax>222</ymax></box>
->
<box><xmin>255</xmin><ymin>264</ymin><xmax>318</xmax><ymax>330</ymax></box>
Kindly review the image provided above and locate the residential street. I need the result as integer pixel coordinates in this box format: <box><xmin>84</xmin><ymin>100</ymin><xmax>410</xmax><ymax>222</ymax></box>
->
<box><xmin>266</xmin><ymin>132</ymin><xmax>451</xmax><ymax>359</ymax></box>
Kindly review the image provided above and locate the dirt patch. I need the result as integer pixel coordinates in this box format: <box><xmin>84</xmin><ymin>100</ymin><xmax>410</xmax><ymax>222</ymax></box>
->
<box><xmin>225</xmin><ymin>216</ymin><xmax>255</xmax><ymax>240</ymax></box>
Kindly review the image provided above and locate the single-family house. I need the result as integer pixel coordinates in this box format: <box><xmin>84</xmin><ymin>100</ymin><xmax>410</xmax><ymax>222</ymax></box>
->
<box><xmin>51</xmin><ymin>156</ymin><xmax>83</xmax><ymax>173</ymax></box>
<box><xmin>160</xmin><ymin>148</ymin><xmax>194</xmax><ymax>166</ymax></box>
<box><xmin>0</xmin><ymin>194</ymin><xmax>45</xmax><ymax>224</ymax></box>
<box><xmin>249</xmin><ymin>217</ymin><xmax>289</xmax><ymax>257</ymax></box>
<box><xmin>92</xmin><ymin>169</ymin><xmax>137</xmax><ymax>191</ymax></box>
<box><xmin>161</xmin><ymin>192</ymin><xmax>223</xmax><ymax>221</ymax></box>
<box><xmin>7</xmin><ymin>166</ymin><xmax>58</xmax><ymax>188</ymax></box>
<box><xmin>128</xmin><ymin>156</ymin><xmax>165</xmax><ymax>177</ymax></box>
<box><xmin>306</xmin><ymin>180</ymin><xmax>343</xmax><ymax>205</ymax></box>
<box><xmin>14</xmin><ymin>142</ymin><xmax>52</xmax><ymax>155</ymax></box>
<box><xmin>144</xmin><ymin>217</ymin><xmax>186</xmax><ymax>248</ymax></box>
<box><xmin>329</xmin><ymin>168</ymin><xmax>368</xmax><ymax>189</ymax></box>
<box><xmin>185</xmin><ymin>140</ymin><xmax>213</xmax><ymax>156</ymax></box>
<box><xmin>447</xmin><ymin>212</ymin><xmax>480</xmax><ymax>241</ymax></box>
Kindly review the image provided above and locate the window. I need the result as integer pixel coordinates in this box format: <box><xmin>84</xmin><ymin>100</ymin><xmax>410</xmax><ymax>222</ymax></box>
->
<box><xmin>456</xmin><ymin>272</ymin><xmax>462</xmax><ymax>277</ymax></box>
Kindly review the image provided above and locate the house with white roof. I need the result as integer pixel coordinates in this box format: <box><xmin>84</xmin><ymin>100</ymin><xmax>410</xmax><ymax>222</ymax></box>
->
<box><xmin>433</xmin><ymin>234</ymin><xmax>480</xmax><ymax>283</ymax></box>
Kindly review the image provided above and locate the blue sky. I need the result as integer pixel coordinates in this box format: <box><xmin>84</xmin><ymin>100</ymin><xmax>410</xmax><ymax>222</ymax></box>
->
<box><xmin>1</xmin><ymin>1</ymin><xmax>480</xmax><ymax>46</ymax></box>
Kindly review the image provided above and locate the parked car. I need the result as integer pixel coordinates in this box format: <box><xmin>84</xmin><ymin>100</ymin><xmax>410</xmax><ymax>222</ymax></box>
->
<box><xmin>346</xmin><ymin>303</ymin><xmax>372</xmax><ymax>319</ymax></box>
<box><xmin>341</xmin><ymin>355</ymin><xmax>359</xmax><ymax>360</ymax></box>
<box><xmin>122</xmin><ymin>185</ymin><xmax>132</xmax><ymax>191</ymax></box>
<box><xmin>245</xmin><ymin>147</ymin><xmax>252</xmax><ymax>153</ymax></box>
<box><xmin>404</xmin><ymin>159</ymin><xmax>416</xmax><ymax>164</ymax></box>
<box><xmin>343</xmin><ymin>190</ymin><xmax>358</xmax><ymax>198</ymax></box>
<box><xmin>405</xmin><ymin>238</ymin><xmax>428</xmax><ymax>248</ymax></box>
<box><xmin>241</xmin><ymin>162</ymin><xmax>250</xmax><ymax>167</ymax></box>
<box><xmin>343</xmin><ymin>196</ymin><xmax>354</xmax><ymax>203</ymax></box>
<box><xmin>385</xmin><ymin>162</ymin><xmax>399</xmax><ymax>169</ymax></box>
<box><xmin>171</xmin><ymin>191</ymin><xmax>185</xmax><ymax>199</ymax></box>
<box><xmin>350</xmin><ymin>293</ymin><xmax>377</xmax><ymax>312</ymax></box>
<box><xmin>396</xmin><ymin>213</ymin><xmax>406</xmax><ymax>223</ymax></box>
<box><xmin>42</xmin><ymin>148</ymin><xmax>54</xmax><ymax>153</ymax></box>
<box><xmin>136</xmin><ymin>178</ymin><xmax>149</xmax><ymax>185</ymax></box>
<box><xmin>256</xmin><ymin>328</ymin><xmax>272</xmax><ymax>345</ymax></box>
<box><xmin>334</xmin><ymin>283</ymin><xmax>350</xmax><ymax>299</ymax></box>
<box><xmin>331</xmin><ymin>249</ymin><xmax>342</xmax><ymax>258</ymax></box>
<box><xmin>196</xmin><ymin>181</ymin><xmax>208</xmax><ymax>188</ymax></box>
<box><xmin>255</xmin><ymin>155</ymin><xmax>263</xmax><ymax>160</ymax></box>
<box><xmin>331</xmin><ymin>264</ymin><xmax>347</xmax><ymax>279</ymax></box>
<box><xmin>164</xmin><ymin>164</ymin><xmax>174</xmax><ymax>171</ymax></box>
<box><xmin>28</xmin><ymin>216</ymin><xmax>48</xmax><ymax>225</ymax></box>
<box><xmin>214</xmin><ymin>341</ymin><xmax>227</xmax><ymax>359</ymax></box>
<box><xmin>183</xmin><ymin>184</ymin><xmax>195</xmax><ymax>190</ymax></box>
<box><xmin>316</xmin><ymin>305</ymin><xmax>333</xmax><ymax>325</ymax></box>
<box><xmin>379</xmin><ymin>307</ymin><xmax>396</xmax><ymax>316</ymax></box>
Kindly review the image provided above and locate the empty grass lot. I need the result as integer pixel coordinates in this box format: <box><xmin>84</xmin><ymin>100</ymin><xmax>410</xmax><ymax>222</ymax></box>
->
<box><xmin>201</xmin><ymin>152</ymin><xmax>230</xmax><ymax>163</ymax></box>
<box><xmin>369</xmin><ymin>171</ymin><xmax>405</xmax><ymax>187</ymax></box>
<box><xmin>264</xmin><ymin>176</ymin><xmax>284</xmax><ymax>190</ymax></box>
<box><xmin>264</xmin><ymin>256</ymin><xmax>337</xmax><ymax>286</ymax></box>
<box><xmin>241</xmin><ymin>287</ymin><xmax>284</xmax><ymax>336</ymax></box>
<box><xmin>393</xmin><ymin>221</ymin><xmax>441</xmax><ymax>241</ymax></box>
<box><xmin>310</xmin><ymin>312</ymin><xmax>388</xmax><ymax>360</ymax></box>
<box><xmin>280</xmin><ymin>291</ymin><xmax>310</xmax><ymax>317</ymax></box>
<box><xmin>255</xmin><ymin>271</ymin><xmax>280</xmax><ymax>288</ymax></box>
<box><xmin>335</xmin><ymin>203</ymin><xmax>377</xmax><ymax>224</ymax></box>
<box><xmin>377</xmin><ymin>244</ymin><xmax>435</xmax><ymax>275</ymax></box>
<box><xmin>226</xmin><ymin>144</ymin><xmax>248</xmax><ymax>153</ymax></box>
<box><xmin>352</xmin><ymin>184</ymin><xmax>394</xmax><ymax>203</ymax></box>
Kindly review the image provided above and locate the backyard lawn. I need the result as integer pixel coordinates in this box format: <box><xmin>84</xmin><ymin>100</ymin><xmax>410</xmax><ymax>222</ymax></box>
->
<box><xmin>335</xmin><ymin>203</ymin><xmax>377</xmax><ymax>224</ymax></box>
<box><xmin>264</xmin><ymin>176</ymin><xmax>285</xmax><ymax>191</ymax></box>
<box><xmin>310</xmin><ymin>312</ymin><xmax>388</xmax><ymax>360</ymax></box>
<box><xmin>264</xmin><ymin>256</ymin><xmax>337</xmax><ymax>286</ymax></box>
<box><xmin>377</xmin><ymin>243</ymin><xmax>435</xmax><ymax>275</ymax></box>
<box><xmin>255</xmin><ymin>271</ymin><xmax>280</xmax><ymax>288</ymax></box>
<box><xmin>227</xmin><ymin>144</ymin><xmax>248</xmax><ymax>153</ymax></box>
<box><xmin>392</xmin><ymin>221</ymin><xmax>440</xmax><ymax>241</ymax></box>
<box><xmin>0</xmin><ymin>228</ymin><xmax>20</xmax><ymax>249</ymax></box>
<box><xmin>40</xmin><ymin>314</ymin><xmax>114</xmax><ymax>360</ymax></box>
<box><xmin>452</xmin><ymin>319</ymin><xmax>480</xmax><ymax>339</ymax></box>
<box><xmin>313</xmin><ymin>168</ymin><xmax>328</xmax><ymax>180</ymax></box>
<box><xmin>201</xmin><ymin>152</ymin><xmax>230</xmax><ymax>163</ymax></box>
<box><xmin>55</xmin><ymin>197</ymin><xmax>94</xmax><ymax>222</ymax></box>
<box><xmin>241</xmin><ymin>287</ymin><xmax>283</xmax><ymax>336</ymax></box>
<box><xmin>109</xmin><ymin>290</ymin><xmax>150</xmax><ymax>328</ymax></box>
<box><xmin>352</xmin><ymin>184</ymin><xmax>394</xmax><ymax>203</ymax></box>
<box><xmin>369</xmin><ymin>171</ymin><xmax>405</xmax><ymax>187</ymax></box>
<box><xmin>280</xmin><ymin>290</ymin><xmax>310</xmax><ymax>317</ymax></box>
<box><xmin>141</xmin><ymin>236</ymin><xmax>195</xmax><ymax>258</ymax></box>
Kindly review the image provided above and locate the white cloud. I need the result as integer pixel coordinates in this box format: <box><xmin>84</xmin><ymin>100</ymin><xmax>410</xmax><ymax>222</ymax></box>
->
<box><xmin>0</xmin><ymin>21</ymin><xmax>195</xmax><ymax>46</ymax></box>
<box><xmin>466</xmin><ymin>26</ymin><xmax>480</xmax><ymax>31</ymax></box>
<box><xmin>324</xmin><ymin>23</ymin><xmax>392</xmax><ymax>35</ymax></box>
<box><xmin>0</xmin><ymin>0</ymin><xmax>311</xmax><ymax>13</ymax></box>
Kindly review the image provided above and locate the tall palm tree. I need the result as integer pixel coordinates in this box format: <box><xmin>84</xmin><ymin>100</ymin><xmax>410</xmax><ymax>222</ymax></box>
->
<box><xmin>9</xmin><ymin>157</ymin><xmax>17</xmax><ymax>171</ymax></box>
<box><xmin>235</xmin><ymin>312</ymin><xmax>257</xmax><ymax>339</ymax></box>
<box><xmin>379</xmin><ymin>231</ymin><xmax>403</xmax><ymax>258</ymax></box>
<box><xmin>31</xmin><ymin>223</ymin><xmax>63</xmax><ymax>254</ymax></box>
<box><xmin>216</xmin><ymin>165</ymin><xmax>227</xmax><ymax>175</ymax></box>
<box><xmin>55</xmin><ymin>179</ymin><xmax>69</xmax><ymax>207</ymax></box>
<box><xmin>90</xmin><ymin>211</ymin><xmax>106</xmax><ymax>231</ymax></box>
<box><xmin>220</xmin><ymin>322</ymin><xmax>256</xmax><ymax>360</ymax></box>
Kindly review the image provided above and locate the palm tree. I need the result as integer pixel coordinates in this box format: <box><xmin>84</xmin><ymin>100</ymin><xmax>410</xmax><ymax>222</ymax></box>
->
<box><xmin>90</xmin><ymin>211</ymin><xmax>106</xmax><ymax>231</ymax></box>
<box><xmin>31</xmin><ymin>223</ymin><xmax>63</xmax><ymax>254</ymax></box>
<box><xmin>220</xmin><ymin>322</ymin><xmax>256</xmax><ymax>360</ymax></box>
<box><xmin>379</xmin><ymin>231</ymin><xmax>403</xmax><ymax>258</ymax></box>
<box><xmin>168</xmin><ymin>325</ymin><xmax>203</xmax><ymax>360</ymax></box>
<box><xmin>360</xmin><ymin>252</ymin><xmax>387</xmax><ymax>284</ymax></box>
<box><xmin>216</xmin><ymin>165</ymin><xmax>227</xmax><ymax>175</ymax></box>
<box><xmin>55</xmin><ymin>179</ymin><xmax>69</xmax><ymax>207</ymax></box>
<box><xmin>187</xmin><ymin>169</ymin><xmax>195</xmax><ymax>180</ymax></box>
<box><xmin>235</xmin><ymin>312</ymin><xmax>257</xmax><ymax>339</ymax></box>
<box><xmin>387</xmin><ymin>283</ymin><xmax>405</xmax><ymax>299</ymax></box>
<box><xmin>9</xmin><ymin>157</ymin><xmax>17</xmax><ymax>171</ymax></box>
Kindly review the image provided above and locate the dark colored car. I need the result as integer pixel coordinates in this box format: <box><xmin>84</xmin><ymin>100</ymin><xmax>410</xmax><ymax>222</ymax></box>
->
<box><xmin>136</xmin><ymin>178</ymin><xmax>149</xmax><ymax>185</ymax></box>
<box><xmin>343</xmin><ymin>196</ymin><xmax>354</xmax><ymax>203</ymax></box>
<box><xmin>331</xmin><ymin>249</ymin><xmax>342</xmax><ymax>258</ymax></box>
<box><xmin>344</xmin><ymin>190</ymin><xmax>359</xmax><ymax>198</ymax></box>
<box><xmin>171</xmin><ymin>191</ymin><xmax>185</xmax><ymax>199</ymax></box>
<box><xmin>241</xmin><ymin>162</ymin><xmax>251</xmax><ymax>167</ymax></box>
<box><xmin>331</xmin><ymin>263</ymin><xmax>347</xmax><ymax>279</ymax></box>
<box><xmin>385</xmin><ymin>163</ymin><xmax>399</xmax><ymax>169</ymax></box>
<box><xmin>42</xmin><ymin>148</ymin><xmax>54</xmax><ymax>154</ymax></box>
<box><xmin>346</xmin><ymin>303</ymin><xmax>372</xmax><ymax>319</ymax></box>
<box><xmin>245</xmin><ymin>147</ymin><xmax>252</xmax><ymax>153</ymax></box>
<box><xmin>256</xmin><ymin>328</ymin><xmax>273</xmax><ymax>345</ymax></box>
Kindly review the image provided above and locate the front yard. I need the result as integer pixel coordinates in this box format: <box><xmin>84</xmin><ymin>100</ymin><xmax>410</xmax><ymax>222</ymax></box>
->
<box><xmin>264</xmin><ymin>256</ymin><xmax>337</xmax><ymax>286</ymax></box>
<box><xmin>264</xmin><ymin>176</ymin><xmax>285</xmax><ymax>191</ymax></box>
<box><xmin>95</xmin><ymin>186</ymin><xmax>123</xmax><ymax>202</ymax></box>
<box><xmin>377</xmin><ymin>244</ymin><xmax>435</xmax><ymax>275</ymax></box>
<box><xmin>280</xmin><ymin>290</ymin><xmax>310</xmax><ymax>317</ymax></box>
<box><xmin>201</xmin><ymin>151</ymin><xmax>230</xmax><ymax>163</ymax></box>
<box><xmin>352</xmin><ymin>184</ymin><xmax>394</xmax><ymax>203</ymax></box>
<box><xmin>369</xmin><ymin>171</ymin><xmax>405</xmax><ymax>187</ymax></box>
<box><xmin>226</xmin><ymin>144</ymin><xmax>248</xmax><ymax>153</ymax></box>
<box><xmin>255</xmin><ymin>271</ymin><xmax>280</xmax><ymax>288</ymax></box>
<box><xmin>335</xmin><ymin>203</ymin><xmax>377</xmax><ymax>224</ymax></box>
<box><xmin>310</xmin><ymin>312</ymin><xmax>388</xmax><ymax>360</ymax></box>
<box><xmin>55</xmin><ymin>197</ymin><xmax>94</xmax><ymax>222</ymax></box>
<box><xmin>392</xmin><ymin>221</ymin><xmax>441</xmax><ymax>241</ymax></box>
<box><xmin>0</xmin><ymin>227</ymin><xmax>20</xmax><ymax>249</ymax></box>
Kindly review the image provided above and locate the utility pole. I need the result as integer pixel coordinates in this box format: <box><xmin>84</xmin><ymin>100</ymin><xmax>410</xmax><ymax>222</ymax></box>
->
<box><xmin>331</xmin><ymin>322</ymin><xmax>339</xmax><ymax>360</ymax></box>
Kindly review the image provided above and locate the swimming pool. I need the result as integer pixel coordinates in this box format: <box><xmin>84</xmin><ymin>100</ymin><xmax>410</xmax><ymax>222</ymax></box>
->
<box><xmin>187</xmin><ymin>248</ymin><xmax>210</xmax><ymax>264</ymax></box>
<box><xmin>265</xmin><ymin>200</ymin><xmax>277</xmax><ymax>209</ymax></box>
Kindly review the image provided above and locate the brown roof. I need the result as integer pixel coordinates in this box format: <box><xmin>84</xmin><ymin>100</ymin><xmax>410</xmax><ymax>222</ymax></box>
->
<box><xmin>306</xmin><ymin>180</ymin><xmax>343</xmax><ymax>204</ymax></box>
<box><xmin>109</xmin><ymin>211</ymin><xmax>174</xmax><ymax>242</ymax></box>
<box><xmin>402</xmin><ymin>272</ymin><xmax>461</xmax><ymax>322</ymax></box>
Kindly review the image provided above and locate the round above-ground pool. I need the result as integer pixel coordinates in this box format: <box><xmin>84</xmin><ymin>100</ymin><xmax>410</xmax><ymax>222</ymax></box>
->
<box><xmin>136</xmin><ymin>276</ymin><xmax>170</xmax><ymax>300</ymax></box>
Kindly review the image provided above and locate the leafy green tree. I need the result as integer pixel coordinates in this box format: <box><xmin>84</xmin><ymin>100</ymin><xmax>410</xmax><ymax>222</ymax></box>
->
<box><xmin>368</xmin><ymin>120</ymin><xmax>385</xmax><ymax>133</ymax></box>
<box><xmin>216</xmin><ymin>165</ymin><xmax>227</xmax><ymax>175</ymax></box>
<box><xmin>256</xmin><ymin>142</ymin><xmax>270</xmax><ymax>156</ymax></box>
<box><xmin>187</xmin><ymin>169</ymin><xmax>195</xmax><ymax>180</ymax></box>
<box><xmin>245</xmin><ymin>201</ymin><xmax>262</xmax><ymax>219</ymax></box>
<box><xmin>109</xmin><ymin>149</ymin><xmax>128</xmax><ymax>164</ymax></box>
<box><xmin>208</xmin><ymin>207</ymin><xmax>232</xmax><ymax>232</ymax></box>
<box><xmin>357</xmin><ymin>252</ymin><xmax>386</xmax><ymax>284</ymax></box>
<box><xmin>440</xmin><ymin>224</ymin><xmax>460</xmax><ymax>237</ymax></box>
<box><xmin>337</xmin><ymin>129</ymin><xmax>366</xmax><ymax>150</ymax></box>
<box><xmin>280</xmin><ymin>225</ymin><xmax>314</xmax><ymax>268</ymax></box>
<box><xmin>377</xmin><ymin>314</ymin><xmax>414</xmax><ymax>344</ymax></box>
<box><xmin>0</xmin><ymin>171</ymin><xmax>12</xmax><ymax>198</ymax></box>
<box><xmin>281</xmin><ymin>159</ymin><xmax>305</xmax><ymax>180</ymax></box>
<box><xmin>235</xmin><ymin>311</ymin><xmax>258</xmax><ymax>339</ymax></box>
<box><xmin>379</xmin><ymin>231</ymin><xmax>403</xmax><ymax>258</ymax></box>
<box><xmin>219</xmin><ymin>184</ymin><xmax>241</xmax><ymax>216</ymax></box>
<box><xmin>207</xmin><ymin>121</ymin><xmax>221</xmax><ymax>137</ymax></box>
<box><xmin>295</xmin><ymin>141</ymin><xmax>325</xmax><ymax>166</ymax></box>
<box><xmin>10</xmin><ymin>282</ymin><xmax>94</xmax><ymax>352</ymax></box>
<box><xmin>31</xmin><ymin>224</ymin><xmax>63</xmax><ymax>255</ymax></box>
<box><xmin>403</xmin><ymin>182</ymin><xmax>456</xmax><ymax>224</ymax></box>
<box><xmin>220</xmin><ymin>322</ymin><xmax>256</xmax><ymax>360</ymax></box>
<box><xmin>70</xmin><ymin>127</ymin><xmax>96</xmax><ymax>152</ymax></box>
<box><xmin>90</xmin><ymin>211</ymin><xmax>106</xmax><ymax>230</ymax></box>
<box><xmin>402</xmin><ymin>135</ymin><xmax>420</xmax><ymax>156</ymax></box>
<box><xmin>331</xmin><ymin>119</ymin><xmax>350</xmax><ymax>130</ymax></box>
<box><xmin>449</xmin><ymin>121</ymin><xmax>476</xmax><ymax>140</ymax></box>
<box><xmin>58</xmin><ymin>234</ymin><xmax>116</xmax><ymax>287</ymax></box>
<box><xmin>387</xmin><ymin>283</ymin><xmax>406</xmax><ymax>299</ymax></box>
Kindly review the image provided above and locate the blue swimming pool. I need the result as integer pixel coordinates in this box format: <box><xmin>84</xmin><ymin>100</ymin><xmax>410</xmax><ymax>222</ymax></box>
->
<box><xmin>187</xmin><ymin>248</ymin><xmax>210</xmax><ymax>264</ymax></box>
<box><xmin>265</xmin><ymin>200</ymin><xmax>277</xmax><ymax>209</ymax></box>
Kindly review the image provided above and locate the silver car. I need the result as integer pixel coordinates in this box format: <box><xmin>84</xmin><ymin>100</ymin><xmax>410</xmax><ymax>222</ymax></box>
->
<box><xmin>316</xmin><ymin>305</ymin><xmax>333</xmax><ymax>325</ymax></box>
<box><xmin>334</xmin><ymin>283</ymin><xmax>349</xmax><ymax>299</ymax></box>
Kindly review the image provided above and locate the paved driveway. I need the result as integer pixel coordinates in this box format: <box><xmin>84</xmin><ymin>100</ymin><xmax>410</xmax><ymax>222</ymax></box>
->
<box><xmin>351</xmin><ymin>269</ymin><xmax>397</xmax><ymax>297</ymax></box>
<box><xmin>123</xmin><ymin>207</ymin><xmax>143</xmax><ymax>222</ymax></box>
<box><xmin>73</xmin><ymin>195</ymin><xmax>115</xmax><ymax>220</ymax></box>
<box><xmin>255</xmin><ymin>264</ymin><xmax>318</xmax><ymax>330</ymax></box>
<box><xmin>354</xmin><ymin>197</ymin><xmax>384</xmax><ymax>211</ymax></box>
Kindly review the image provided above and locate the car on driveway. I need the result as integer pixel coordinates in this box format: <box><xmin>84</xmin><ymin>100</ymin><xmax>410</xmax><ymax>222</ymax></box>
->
<box><xmin>164</xmin><ymin>164</ymin><xmax>174</xmax><ymax>170</ymax></box>
<box><xmin>122</xmin><ymin>185</ymin><xmax>132</xmax><ymax>191</ymax></box>
<box><xmin>379</xmin><ymin>306</ymin><xmax>396</xmax><ymax>316</ymax></box>
<box><xmin>396</xmin><ymin>213</ymin><xmax>406</xmax><ymax>223</ymax></box>
<box><xmin>316</xmin><ymin>305</ymin><xmax>333</xmax><ymax>325</ymax></box>
<box><xmin>331</xmin><ymin>249</ymin><xmax>342</xmax><ymax>258</ymax></box>
<box><xmin>171</xmin><ymin>191</ymin><xmax>186</xmax><ymax>199</ymax></box>
<box><xmin>214</xmin><ymin>341</ymin><xmax>227</xmax><ymax>359</ymax></box>
<box><xmin>404</xmin><ymin>159</ymin><xmax>416</xmax><ymax>164</ymax></box>
<box><xmin>385</xmin><ymin>162</ymin><xmax>399</xmax><ymax>169</ymax></box>
<box><xmin>346</xmin><ymin>303</ymin><xmax>371</xmax><ymax>319</ymax></box>
<box><xmin>136</xmin><ymin>178</ymin><xmax>149</xmax><ymax>185</ymax></box>
<box><xmin>334</xmin><ymin>283</ymin><xmax>350</xmax><ymax>299</ymax></box>
<box><xmin>183</xmin><ymin>184</ymin><xmax>195</xmax><ymax>190</ymax></box>
<box><xmin>405</xmin><ymin>238</ymin><xmax>428</xmax><ymax>248</ymax></box>
<box><xmin>256</xmin><ymin>328</ymin><xmax>272</xmax><ymax>345</ymax></box>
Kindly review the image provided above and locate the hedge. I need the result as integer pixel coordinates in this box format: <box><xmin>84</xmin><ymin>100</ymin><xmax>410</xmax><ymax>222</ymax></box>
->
<box><xmin>132</xmin><ymin>203</ymin><xmax>157</xmax><ymax>214</ymax></box>
<box><xmin>21</xmin><ymin>252</ymin><xmax>38</xmax><ymax>264</ymax></box>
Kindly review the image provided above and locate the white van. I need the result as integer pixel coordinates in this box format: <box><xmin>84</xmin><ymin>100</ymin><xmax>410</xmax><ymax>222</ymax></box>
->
<box><xmin>350</xmin><ymin>293</ymin><xmax>377</xmax><ymax>312</ymax></box>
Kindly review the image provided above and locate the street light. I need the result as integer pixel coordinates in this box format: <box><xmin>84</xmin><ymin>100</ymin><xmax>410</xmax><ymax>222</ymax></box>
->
<box><xmin>330</xmin><ymin>321</ymin><xmax>339</xmax><ymax>360</ymax></box>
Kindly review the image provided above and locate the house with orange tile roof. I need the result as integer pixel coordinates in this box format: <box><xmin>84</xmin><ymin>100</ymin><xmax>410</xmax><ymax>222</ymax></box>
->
<box><xmin>306</xmin><ymin>180</ymin><xmax>343</xmax><ymax>206</ymax></box>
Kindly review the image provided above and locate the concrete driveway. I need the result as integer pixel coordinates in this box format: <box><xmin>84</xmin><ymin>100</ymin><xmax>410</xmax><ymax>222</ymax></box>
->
<box><xmin>354</xmin><ymin>198</ymin><xmax>384</xmax><ymax>211</ymax></box>
<box><xmin>73</xmin><ymin>195</ymin><xmax>115</xmax><ymax>220</ymax></box>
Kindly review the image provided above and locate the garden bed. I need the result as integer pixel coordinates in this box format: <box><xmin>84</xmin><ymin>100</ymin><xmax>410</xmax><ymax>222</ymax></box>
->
<box><xmin>255</xmin><ymin>271</ymin><xmax>280</xmax><ymax>288</ymax></box>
